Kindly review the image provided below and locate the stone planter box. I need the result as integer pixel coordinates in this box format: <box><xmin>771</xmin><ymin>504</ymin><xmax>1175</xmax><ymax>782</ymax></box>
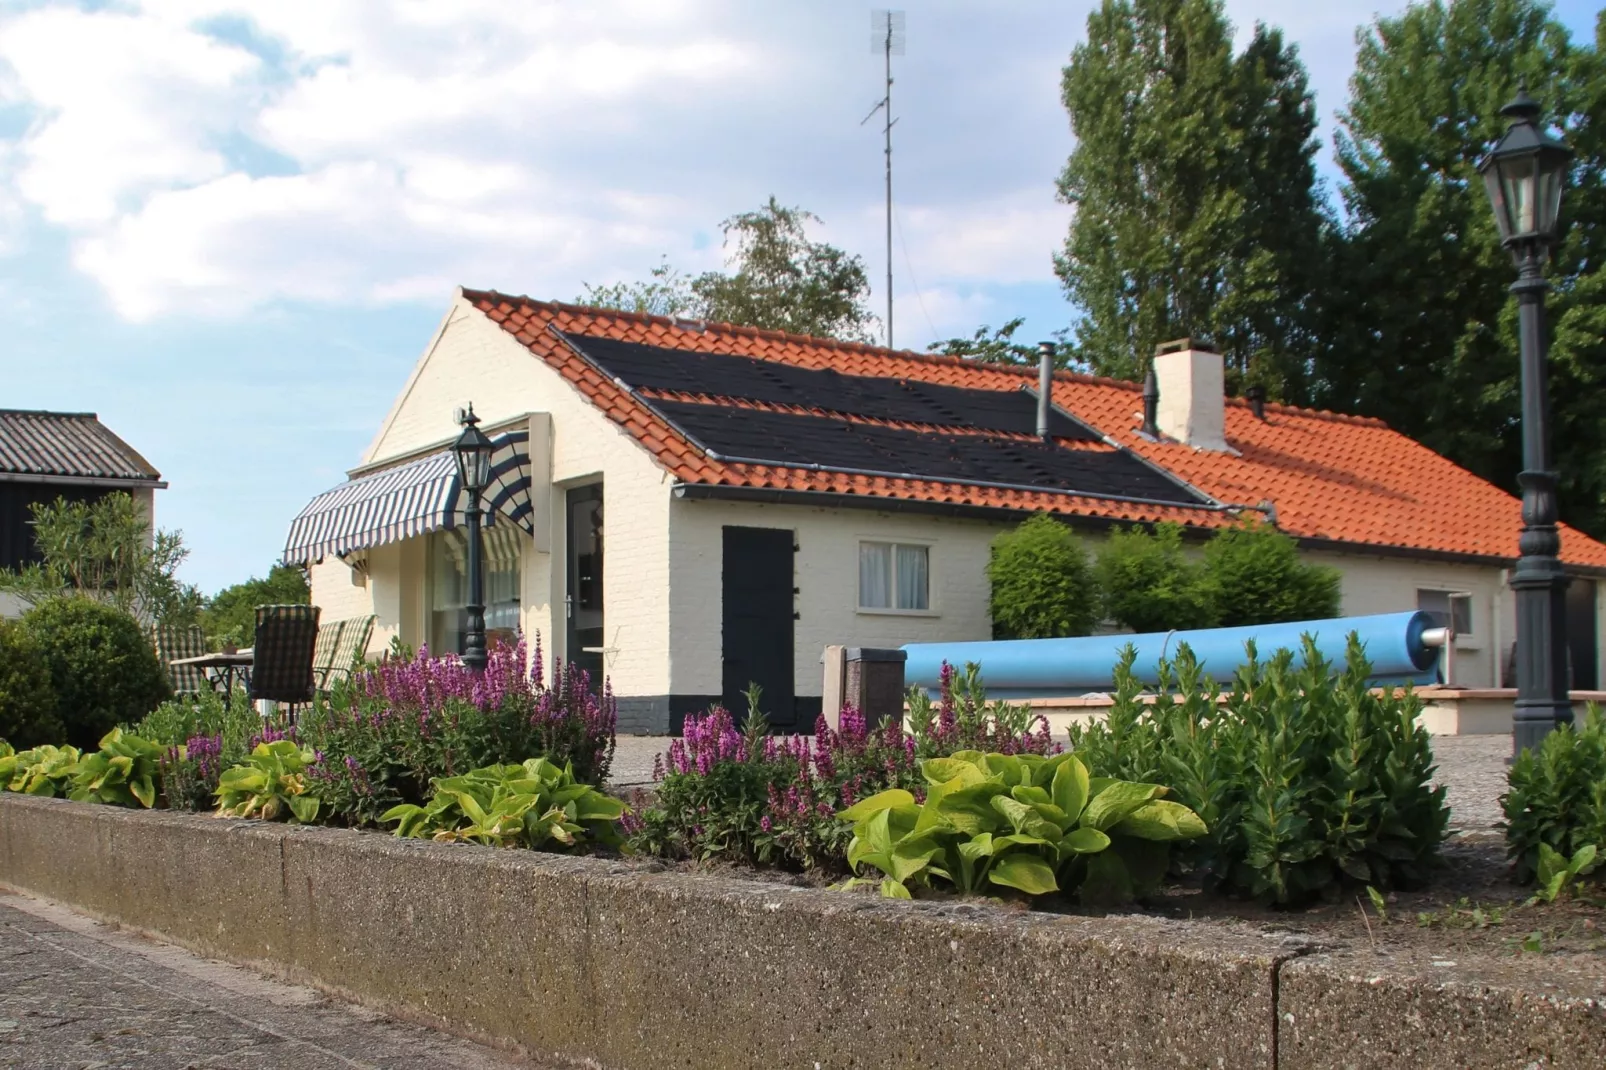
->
<box><xmin>2</xmin><ymin>794</ymin><xmax>1602</xmax><ymax>1068</ymax></box>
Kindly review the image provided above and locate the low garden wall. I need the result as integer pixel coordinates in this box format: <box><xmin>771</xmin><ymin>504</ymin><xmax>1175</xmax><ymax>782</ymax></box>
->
<box><xmin>2</xmin><ymin>794</ymin><xmax>1602</xmax><ymax>1070</ymax></box>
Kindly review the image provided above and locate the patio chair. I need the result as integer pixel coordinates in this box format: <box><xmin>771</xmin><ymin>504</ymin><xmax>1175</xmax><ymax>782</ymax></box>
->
<box><xmin>321</xmin><ymin>614</ymin><xmax>376</xmax><ymax>691</ymax></box>
<box><xmin>249</xmin><ymin>604</ymin><xmax>321</xmax><ymax>712</ymax></box>
<box><xmin>149</xmin><ymin>623</ymin><xmax>209</xmax><ymax>695</ymax></box>
<box><xmin>311</xmin><ymin>617</ymin><xmax>348</xmax><ymax>691</ymax></box>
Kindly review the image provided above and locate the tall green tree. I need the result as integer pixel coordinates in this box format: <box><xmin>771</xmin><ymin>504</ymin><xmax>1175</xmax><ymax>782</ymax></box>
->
<box><xmin>1056</xmin><ymin>0</ymin><xmax>1327</xmax><ymax>397</ymax></box>
<box><xmin>582</xmin><ymin>198</ymin><xmax>876</xmax><ymax>343</ymax></box>
<box><xmin>201</xmin><ymin>564</ymin><xmax>311</xmax><ymax>650</ymax></box>
<box><xmin>1318</xmin><ymin>0</ymin><xmax>1606</xmax><ymax>533</ymax></box>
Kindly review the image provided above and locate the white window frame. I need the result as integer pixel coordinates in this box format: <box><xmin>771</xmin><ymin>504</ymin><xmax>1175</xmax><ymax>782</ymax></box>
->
<box><xmin>1416</xmin><ymin>588</ymin><xmax>1478</xmax><ymax>648</ymax></box>
<box><xmin>856</xmin><ymin>539</ymin><xmax>936</xmax><ymax>616</ymax></box>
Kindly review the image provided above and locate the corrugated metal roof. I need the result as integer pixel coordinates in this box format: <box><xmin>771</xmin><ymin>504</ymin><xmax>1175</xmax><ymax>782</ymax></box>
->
<box><xmin>0</xmin><ymin>410</ymin><xmax>162</xmax><ymax>483</ymax></box>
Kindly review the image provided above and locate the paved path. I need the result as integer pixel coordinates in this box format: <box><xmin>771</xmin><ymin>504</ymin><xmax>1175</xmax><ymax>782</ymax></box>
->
<box><xmin>613</xmin><ymin>732</ymin><xmax>1515</xmax><ymax>831</ymax></box>
<box><xmin>0</xmin><ymin>895</ymin><xmax>555</xmax><ymax>1070</ymax></box>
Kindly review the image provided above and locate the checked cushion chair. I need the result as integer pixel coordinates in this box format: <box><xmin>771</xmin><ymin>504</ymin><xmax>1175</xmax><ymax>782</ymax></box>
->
<box><xmin>249</xmin><ymin>604</ymin><xmax>321</xmax><ymax>708</ymax></box>
<box><xmin>312</xmin><ymin>614</ymin><xmax>376</xmax><ymax>692</ymax></box>
<box><xmin>149</xmin><ymin>623</ymin><xmax>209</xmax><ymax>695</ymax></box>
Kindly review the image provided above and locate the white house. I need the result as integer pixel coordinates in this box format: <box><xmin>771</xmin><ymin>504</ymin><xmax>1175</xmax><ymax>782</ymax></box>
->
<box><xmin>283</xmin><ymin>289</ymin><xmax>1606</xmax><ymax>733</ymax></box>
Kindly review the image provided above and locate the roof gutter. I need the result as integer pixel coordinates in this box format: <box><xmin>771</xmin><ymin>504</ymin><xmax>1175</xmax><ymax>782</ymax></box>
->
<box><xmin>0</xmin><ymin>471</ymin><xmax>167</xmax><ymax>490</ymax></box>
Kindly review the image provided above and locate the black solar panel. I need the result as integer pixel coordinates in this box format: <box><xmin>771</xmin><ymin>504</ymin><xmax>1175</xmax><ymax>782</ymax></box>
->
<box><xmin>561</xmin><ymin>333</ymin><xmax>1100</xmax><ymax>441</ymax></box>
<box><xmin>654</xmin><ymin>403</ymin><xmax>1205</xmax><ymax>504</ymax></box>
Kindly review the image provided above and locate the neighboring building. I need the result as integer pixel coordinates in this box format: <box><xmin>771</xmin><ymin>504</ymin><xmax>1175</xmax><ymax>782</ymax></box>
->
<box><xmin>0</xmin><ymin>409</ymin><xmax>167</xmax><ymax>618</ymax></box>
<box><xmin>284</xmin><ymin>289</ymin><xmax>1606</xmax><ymax>733</ymax></box>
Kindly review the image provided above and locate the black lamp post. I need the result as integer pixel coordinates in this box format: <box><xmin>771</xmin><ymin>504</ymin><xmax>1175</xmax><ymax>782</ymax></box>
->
<box><xmin>453</xmin><ymin>403</ymin><xmax>495</xmax><ymax>672</ymax></box>
<box><xmin>1477</xmin><ymin>84</ymin><xmax>1575</xmax><ymax>755</ymax></box>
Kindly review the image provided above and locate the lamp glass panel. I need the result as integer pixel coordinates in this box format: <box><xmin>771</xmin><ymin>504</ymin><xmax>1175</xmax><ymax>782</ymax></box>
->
<box><xmin>1501</xmin><ymin>154</ymin><xmax>1537</xmax><ymax>235</ymax></box>
<box><xmin>470</xmin><ymin>448</ymin><xmax>492</xmax><ymax>491</ymax></box>
<box><xmin>1538</xmin><ymin>163</ymin><xmax>1564</xmax><ymax>236</ymax></box>
<box><xmin>1483</xmin><ymin>168</ymin><xmax>1512</xmax><ymax>241</ymax></box>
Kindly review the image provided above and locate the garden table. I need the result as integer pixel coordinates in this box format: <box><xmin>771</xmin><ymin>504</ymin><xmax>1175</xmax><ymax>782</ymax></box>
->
<box><xmin>168</xmin><ymin>650</ymin><xmax>254</xmax><ymax>699</ymax></box>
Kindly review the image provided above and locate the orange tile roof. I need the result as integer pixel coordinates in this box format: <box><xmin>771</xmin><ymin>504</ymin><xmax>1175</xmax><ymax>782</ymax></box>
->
<box><xmin>464</xmin><ymin>289</ymin><xmax>1606</xmax><ymax>570</ymax></box>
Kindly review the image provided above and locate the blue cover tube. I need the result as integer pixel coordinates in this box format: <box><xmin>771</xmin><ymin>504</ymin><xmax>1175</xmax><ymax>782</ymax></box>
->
<box><xmin>902</xmin><ymin>611</ymin><xmax>1440</xmax><ymax>696</ymax></box>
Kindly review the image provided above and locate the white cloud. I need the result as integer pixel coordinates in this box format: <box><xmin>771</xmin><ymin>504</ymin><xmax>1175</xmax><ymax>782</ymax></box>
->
<box><xmin>0</xmin><ymin>0</ymin><xmax>1430</xmax><ymax>323</ymax></box>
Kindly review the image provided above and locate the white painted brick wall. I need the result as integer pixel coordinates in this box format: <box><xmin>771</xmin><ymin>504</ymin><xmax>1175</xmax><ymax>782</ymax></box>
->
<box><xmin>667</xmin><ymin>498</ymin><xmax>1010</xmax><ymax>697</ymax></box>
<box><xmin>309</xmin><ymin>295</ymin><xmax>672</xmax><ymax>697</ymax></box>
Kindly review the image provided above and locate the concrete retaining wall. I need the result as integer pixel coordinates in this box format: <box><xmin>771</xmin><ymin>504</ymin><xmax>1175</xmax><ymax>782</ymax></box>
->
<box><xmin>2</xmin><ymin>795</ymin><xmax>1602</xmax><ymax>1069</ymax></box>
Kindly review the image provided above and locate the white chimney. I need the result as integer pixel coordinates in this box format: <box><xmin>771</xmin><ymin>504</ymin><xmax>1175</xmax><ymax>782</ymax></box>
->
<box><xmin>1152</xmin><ymin>338</ymin><xmax>1229</xmax><ymax>452</ymax></box>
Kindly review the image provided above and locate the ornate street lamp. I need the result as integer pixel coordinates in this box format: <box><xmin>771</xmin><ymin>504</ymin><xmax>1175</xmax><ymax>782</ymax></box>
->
<box><xmin>1477</xmin><ymin>83</ymin><xmax>1574</xmax><ymax>755</ymax></box>
<box><xmin>453</xmin><ymin>403</ymin><xmax>495</xmax><ymax>672</ymax></box>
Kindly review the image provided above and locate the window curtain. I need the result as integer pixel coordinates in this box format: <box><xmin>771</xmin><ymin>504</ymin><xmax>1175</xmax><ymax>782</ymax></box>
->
<box><xmin>896</xmin><ymin>545</ymin><xmax>929</xmax><ymax>610</ymax></box>
<box><xmin>859</xmin><ymin>542</ymin><xmax>892</xmax><ymax>608</ymax></box>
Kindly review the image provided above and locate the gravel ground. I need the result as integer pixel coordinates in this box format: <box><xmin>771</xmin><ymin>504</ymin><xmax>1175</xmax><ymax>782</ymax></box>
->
<box><xmin>1429</xmin><ymin>733</ymin><xmax>1512</xmax><ymax>833</ymax></box>
<box><xmin>0</xmin><ymin>895</ymin><xmax>557</xmax><ymax>1070</ymax></box>
<box><xmin>611</xmin><ymin>731</ymin><xmax>1516</xmax><ymax>832</ymax></box>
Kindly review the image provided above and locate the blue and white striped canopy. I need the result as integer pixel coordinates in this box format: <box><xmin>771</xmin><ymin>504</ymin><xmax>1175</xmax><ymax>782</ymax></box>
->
<box><xmin>282</xmin><ymin>431</ymin><xmax>533</xmax><ymax>566</ymax></box>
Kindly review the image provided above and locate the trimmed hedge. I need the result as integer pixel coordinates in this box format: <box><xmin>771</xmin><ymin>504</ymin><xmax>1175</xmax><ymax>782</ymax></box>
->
<box><xmin>23</xmin><ymin>598</ymin><xmax>170</xmax><ymax>750</ymax></box>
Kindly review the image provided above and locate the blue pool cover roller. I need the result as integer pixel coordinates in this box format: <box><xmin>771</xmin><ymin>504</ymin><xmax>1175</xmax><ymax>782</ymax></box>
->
<box><xmin>902</xmin><ymin>611</ymin><xmax>1442</xmax><ymax>697</ymax></box>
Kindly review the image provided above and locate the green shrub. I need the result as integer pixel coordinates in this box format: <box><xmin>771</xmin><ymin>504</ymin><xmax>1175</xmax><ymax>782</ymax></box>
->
<box><xmin>22</xmin><ymin>597</ymin><xmax>170</xmax><ymax>749</ymax></box>
<box><xmin>987</xmin><ymin>513</ymin><xmax>1097</xmax><ymax>639</ymax></box>
<box><xmin>1503</xmin><ymin>706</ymin><xmax>1606</xmax><ymax>884</ymax></box>
<box><xmin>1202</xmin><ymin>521</ymin><xmax>1340</xmax><ymax>626</ymax></box>
<box><xmin>837</xmin><ymin>750</ymin><xmax>1206</xmax><ymax>902</ymax></box>
<box><xmin>1095</xmin><ymin>521</ymin><xmax>1218</xmax><ymax>633</ymax></box>
<box><xmin>1068</xmin><ymin>635</ymin><xmax>1448</xmax><ymax>905</ymax></box>
<box><xmin>131</xmin><ymin>691</ymin><xmax>230</xmax><ymax>747</ymax></box>
<box><xmin>383</xmin><ymin>757</ymin><xmax>627</xmax><ymax>850</ymax></box>
<box><xmin>0</xmin><ymin>619</ymin><xmax>62</xmax><ymax>748</ymax></box>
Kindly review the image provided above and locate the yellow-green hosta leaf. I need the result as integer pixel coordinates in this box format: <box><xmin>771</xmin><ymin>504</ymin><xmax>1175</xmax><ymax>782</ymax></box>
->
<box><xmin>990</xmin><ymin>794</ymin><xmax>1034</xmax><ymax>834</ymax></box>
<box><xmin>920</xmin><ymin>757</ymin><xmax>985</xmax><ymax>788</ymax></box>
<box><xmin>837</xmin><ymin>789</ymin><xmax>915</xmax><ymax>822</ymax></box>
<box><xmin>1058</xmin><ymin>827</ymin><xmax>1111</xmax><ymax>857</ymax></box>
<box><xmin>1052</xmin><ymin>756</ymin><xmax>1090</xmax><ymax>825</ymax></box>
<box><xmin>958</xmin><ymin>832</ymin><xmax>995</xmax><ymax>863</ymax></box>
<box><xmin>880</xmin><ymin>878</ymin><xmax>913</xmax><ymax>899</ymax></box>
<box><xmin>981</xmin><ymin>754</ymin><xmax>1023</xmax><ymax>786</ymax></box>
<box><xmin>130</xmin><ymin>776</ymin><xmax>155</xmax><ymax>809</ymax></box>
<box><xmin>217</xmin><ymin>767</ymin><xmax>267</xmax><ymax>793</ymax></box>
<box><xmin>286</xmin><ymin>794</ymin><xmax>320</xmax><ymax>824</ymax></box>
<box><xmin>988</xmin><ymin>853</ymin><xmax>1059</xmax><ymax>895</ymax></box>
<box><xmin>1113</xmin><ymin>800</ymin><xmax>1208</xmax><ymax>842</ymax></box>
<box><xmin>890</xmin><ymin>836</ymin><xmax>942</xmax><ymax>882</ymax></box>
<box><xmin>1011</xmin><ymin>784</ymin><xmax>1052</xmax><ymax>807</ymax></box>
<box><xmin>1080</xmin><ymin>780</ymin><xmax>1164</xmax><ymax>831</ymax></box>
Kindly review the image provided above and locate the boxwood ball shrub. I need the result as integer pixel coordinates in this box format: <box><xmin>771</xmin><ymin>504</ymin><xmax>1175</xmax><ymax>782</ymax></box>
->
<box><xmin>0</xmin><ymin>618</ymin><xmax>63</xmax><ymax>748</ymax></box>
<box><xmin>23</xmin><ymin>597</ymin><xmax>170</xmax><ymax>749</ymax></box>
<box><xmin>987</xmin><ymin>512</ymin><xmax>1097</xmax><ymax>639</ymax></box>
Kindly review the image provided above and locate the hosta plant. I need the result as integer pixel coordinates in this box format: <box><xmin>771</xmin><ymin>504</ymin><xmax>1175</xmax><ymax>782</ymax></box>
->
<box><xmin>66</xmin><ymin>728</ymin><xmax>162</xmax><ymax>807</ymax></box>
<box><xmin>382</xmin><ymin>757</ymin><xmax>628</xmax><ymax>851</ymax></box>
<box><xmin>2</xmin><ymin>744</ymin><xmax>83</xmax><ymax>796</ymax></box>
<box><xmin>215</xmin><ymin>740</ymin><xmax>322</xmax><ymax>823</ymax></box>
<box><xmin>837</xmin><ymin>750</ymin><xmax>1206</xmax><ymax>902</ymax></box>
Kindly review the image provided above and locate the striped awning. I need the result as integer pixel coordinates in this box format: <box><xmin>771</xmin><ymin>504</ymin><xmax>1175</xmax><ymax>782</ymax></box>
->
<box><xmin>282</xmin><ymin>431</ymin><xmax>534</xmax><ymax>566</ymax></box>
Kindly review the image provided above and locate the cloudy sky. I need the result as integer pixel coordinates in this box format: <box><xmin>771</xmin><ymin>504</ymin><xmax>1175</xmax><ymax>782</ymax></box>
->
<box><xmin>2</xmin><ymin>0</ymin><xmax>1599</xmax><ymax>594</ymax></box>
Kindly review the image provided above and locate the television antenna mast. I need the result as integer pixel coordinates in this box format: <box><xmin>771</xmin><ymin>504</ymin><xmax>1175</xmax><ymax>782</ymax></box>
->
<box><xmin>862</xmin><ymin>9</ymin><xmax>904</xmax><ymax>349</ymax></box>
